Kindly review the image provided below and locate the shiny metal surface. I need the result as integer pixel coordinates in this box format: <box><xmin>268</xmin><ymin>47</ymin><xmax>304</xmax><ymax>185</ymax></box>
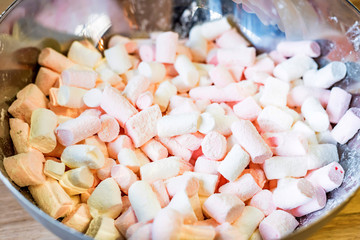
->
<box><xmin>0</xmin><ymin>0</ymin><xmax>360</xmax><ymax>239</ymax></box>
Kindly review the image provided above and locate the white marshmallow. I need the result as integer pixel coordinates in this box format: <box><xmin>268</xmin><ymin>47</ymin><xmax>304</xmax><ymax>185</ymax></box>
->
<box><xmin>259</xmin><ymin>76</ymin><xmax>290</xmax><ymax>107</ymax></box>
<box><xmin>303</xmin><ymin>61</ymin><xmax>347</xmax><ymax>88</ymax></box>
<box><xmin>104</xmin><ymin>44</ymin><xmax>132</xmax><ymax>74</ymax></box>
<box><xmin>157</xmin><ymin>113</ymin><xmax>200</xmax><ymax>138</ymax></box>
<box><xmin>263</xmin><ymin>156</ymin><xmax>308</xmax><ymax>180</ymax></box>
<box><xmin>218</xmin><ymin>144</ymin><xmax>250</xmax><ymax>181</ymax></box>
<box><xmin>301</xmin><ymin>97</ymin><xmax>330</xmax><ymax>132</ymax></box>
<box><xmin>138</xmin><ymin>61</ymin><xmax>166</xmax><ymax>83</ymax></box>
<box><xmin>186</xmin><ymin>25</ymin><xmax>208</xmax><ymax>62</ymax></box>
<box><xmin>307</xmin><ymin>144</ymin><xmax>339</xmax><ymax>170</ymax></box>
<box><xmin>57</xmin><ymin>85</ymin><xmax>87</xmax><ymax>108</ymax></box>
<box><xmin>257</xmin><ymin>106</ymin><xmax>294</xmax><ymax>132</ymax></box>
<box><xmin>168</xmin><ymin>191</ymin><xmax>198</xmax><ymax>224</ymax></box>
<box><xmin>68</xmin><ymin>41</ymin><xmax>101</xmax><ymax>68</ymax></box>
<box><xmin>183</xmin><ymin>171</ymin><xmax>219</xmax><ymax>197</ymax></box>
<box><xmin>83</xmin><ymin>88</ymin><xmax>103</xmax><ymax>108</ymax></box>
<box><xmin>61</xmin><ymin>144</ymin><xmax>105</xmax><ymax>169</ymax></box>
<box><xmin>201</xmin><ymin>18</ymin><xmax>232</xmax><ymax>40</ymax></box>
<box><xmin>154</xmin><ymin>80</ymin><xmax>178</xmax><ymax>112</ymax></box>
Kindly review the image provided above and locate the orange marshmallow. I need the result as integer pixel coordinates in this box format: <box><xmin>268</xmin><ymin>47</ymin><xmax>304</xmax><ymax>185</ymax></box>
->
<box><xmin>62</xmin><ymin>203</ymin><xmax>92</xmax><ymax>233</ymax></box>
<box><xmin>96</xmin><ymin>158</ymin><xmax>116</xmax><ymax>180</ymax></box>
<box><xmin>151</xmin><ymin>180</ymin><xmax>170</xmax><ymax>208</ymax></box>
<box><xmin>38</xmin><ymin>47</ymin><xmax>75</xmax><ymax>73</ymax></box>
<box><xmin>98</xmin><ymin>114</ymin><xmax>120</xmax><ymax>143</ymax></box>
<box><xmin>35</xmin><ymin>67</ymin><xmax>59</xmax><ymax>95</ymax></box>
<box><xmin>60</xmin><ymin>66</ymin><xmax>97</xmax><ymax>90</ymax></box>
<box><xmin>9</xmin><ymin>118</ymin><xmax>30</xmax><ymax>154</ymax></box>
<box><xmin>84</xmin><ymin>135</ymin><xmax>109</xmax><ymax>158</ymax></box>
<box><xmin>115</xmin><ymin>207</ymin><xmax>138</xmax><ymax>237</ymax></box>
<box><xmin>107</xmin><ymin>135</ymin><xmax>134</xmax><ymax>159</ymax></box>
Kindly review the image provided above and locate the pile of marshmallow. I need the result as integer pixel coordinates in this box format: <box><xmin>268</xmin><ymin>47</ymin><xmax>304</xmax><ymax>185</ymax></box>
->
<box><xmin>4</xmin><ymin>17</ymin><xmax>359</xmax><ymax>240</ymax></box>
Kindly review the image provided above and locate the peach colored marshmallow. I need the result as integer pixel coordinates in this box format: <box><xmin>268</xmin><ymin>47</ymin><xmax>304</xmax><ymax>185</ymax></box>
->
<box><xmin>68</xmin><ymin>41</ymin><xmax>101</xmax><ymax>68</ymax></box>
<box><xmin>96</xmin><ymin>158</ymin><xmax>116</xmax><ymax>180</ymax></box>
<box><xmin>35</xmin><ymin>67</ymin><xmax>59</xmax><ymax>95</ymax></box>
<box><xmin>107</xmin><ymin>135</ymin><xmax>134</xmax><ymax>159</ymax></box>
<box><xmin>111</xmin><ymin>164</ymin><xmax>138</xmax><ymax>194</ymax></box>
<box><xmin>115</xmin><ymin>207</ymin><xmax>137</xmax><ymax>237</ymax></box>
<box><xmin>98</xmin><ymin>114</ymin><xmax>120</xmax><ymax>143</ymax></box>
<box><xmin>150</xmin><ymin>180</ymin><xmax>170</xmax><ymax>208</ymax></box>
<box><xmin>44</xmin><ymin>160</ymin><xmax>65</xmax><ymax>180</ymax></box>
<box><xmin>201</xmin><ymin>131</ymin><xmax>227</xmax><ymax>161</ymax></box>
<box><xmin>38</xmin><ymin>47</ymin><xmax>74</xmax><ymax>73</ymax></box>
<box><xmin>9</xmin><ymin>118</ymin><xmax>30</xmax><ymax>153</ymax></box>
<box><xmin>140</xmin><ymin>139</ymin><xmax>168</xmax><ymax>161</ymax></box>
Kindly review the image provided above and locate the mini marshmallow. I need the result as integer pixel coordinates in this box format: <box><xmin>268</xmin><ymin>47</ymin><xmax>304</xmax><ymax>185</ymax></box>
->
<box><xmin>97</xmin><ymin>158</ymin><xmax>116</xmax><ymax>180</ymax></box>
<box><xmin>263</xmin><ymin>131</ymin><xmax>308</xmax><ymax>156</ymax></box>
<box><xmin>303</xmin><ymin>61</ymin><xmax>347</xmax><ymax>88</ymax></box>
<box><xmin>290</xmin><ymin>185</ymin><xmax>326</xmax><ymax>217</ymax></box>
<box><xmin>60</xmin><ymin>166</ymin><xmax>94</xmax><ymax>195</ymax></box>
<box><xmin>269</xmin><ymin>50</ymin><xmax>287</xmax><ymax>65</ymax></box>
<box><xmin>245</xmin><ymin>54</ymin><xmax>275</xmax><ymax>74</ymax></box>
<box><xmin>61</xmin><ymin>67</ymin><xmax>97</xmax><ymax>89</ymax></box>
<box><xmin>117</xmin><ymin>148</ymin><xmax>142</xmax><ymax>173</ymax></box>
<box><xmin>331</xmin><ymin>107</ymin><xmax>360</xmax><ymax>144</ymax></box>
<box><xmin>57</xmin><ymin>85</ymin><xmax>87</xmax><ymax>108</ymax></box>
<box><xmin>201</xmin><ymin>17</ymin><xmax>231</xmax><ymax>40</ymax></box>
<box><xmin>217</xmin><ymin>47</ymin><xmax>256</xmax><ymax>67</ymax></box>
<box><xmin>202</xmin><ymin>193</ymin><xmax>245</xmax><ymax>224</ymax></box>
<box><xmin>292</xmin><ymin>121</ymin><xmax>318</xmax><ymax>145</ymax></box>
<box><xmin>215</xmin><ymin>222</ymin><xmax>242</xmax><ymax>240</ymax></box>
<box><xmin>306</xmin><ymin>162</ymin><xmax>344</xmax><ymax>192</ymax></box>
<box><xmin>62</xmin><ymin>203</ymin><xmax>92</xmax><ymax>233</ymax></box>
<box><xmin>172</xmin><ymin>55</ymin><xmax>200</xmax><ymax>92</ymax></box>
<box><xmin>233</xmin><ymin>206</ymin><xmax>265</xmax><ymax>239</ymax></box>
<box><xmin>128</xmin><ymin>180</ymin><xmax>161</xmax><ymax>222</ymax></box>
<box><xmin>249</xmin><ymin>190</ymin><xmax>276</xmax><ymax>216</ymax></box>
<box><xmin>209</xmin><ymin>65</ymin><xmax>235</xmax><ymax>87</ymax></box>
<box><xmin>183</xmin><ymin>171</ymin><xmax>219</xmax><ymax>197</ymax></box>
<box><xmin>189</xmin><ymin>194</ymin><xmax>205</xmax><ymax>221</ymax></box>
<box><xmin>84</xmin><ymin>135</ymin><xmax>109</xmax><ymax>158</ymax></box>
<box><xmin>38</xmin><ymin>47</ymin><xmax>74</xmax><ymax>73</ymax></box>
<box><xmin>189</xmin><ymin>81</ymin><xmax>258</xmax><ymax>103</ymax></box>
<box><xmin>307</xmin><ymin>143</ymin><xmax>339</xmax><ymax>170</ymax></box>
<box><xmin>95</xmin><ymin>60</ymin><xmax>123</xmax><ymax>85</ymax></box>
<box><xmin>186</xmin><ymin>25</ymin><xmax>208</xmax><ymax>62</ymax></box>
<box><xmin>8</xmin><ymin>84</ymin><xmax>48</xmax><ymax>124</ymax></box>
<box><xmin>68</xmin><ymin>41</ymin><xmax>101</xmax><ymax>68</ymax></box>
<box><xmin>273</xmin><ymin>55</ymin><xmax>318</xmax><ymax>82</ymax></box>
<box><xmin>276</xmin><ymin>41</ymin><xmax>321</xmax><ymax>57</ymax></box>
<box><xmin>138</xmin><ymin>61</ymin><xmax>166</xmax><ymax>83</ymax></box>
<box><xmin>219</xmin><ymin>173</ymin><xmax>261</xmax><ymax>202</ymax></box>
<box><xmin>231</xmin><ymin>120</ymin><xmax>273</xmax><ymax>164</ymax></box>
<box><xmin>86</xmin><ymin>216</ymin><xmax>121</xmax><ymax>240</ymax></box>
<box><xmin>257</xmin><ymin>105</ymin><xmax>294</xmax><ymax>132</ymax></box>
<box><xmin>107</xmin><ymin>135</ymin><xmax>134</xmax><ymax>159</ymax></box>
<box><xmin>136</xmin><ymin>91</ymin><xmax>154</xmax><ymax>110</ymax></box>
<box><xmin>4</xmin><ymin>152</ymin><xmax>46</xmax><ymax>187</ymax></box>
<box><xmin>216</xmin><ymin>28</ymin><xmax>249</xmax><ymax>48</ymax></box>
<box><xmin>179</xmin><ymin>225</ymin><xmax>216</xmax><ymax>239</ymax></box>
<box><xmin>87</xmin><ymin>178</ymin><xmax>123</xmax><ymax>219</ymax></box>
<box><xmin>154</xmin><ymin>80</ymin><xmax>178</xmax><ymax>112</ymax></box>
<box><xmin>168</xmin><ymin>191</ymin><xmax>198</xmax><ymax>224</ymax></box>
<box><xmin>104</xmin><ymin>44</ymin><xmax>132</xmax><ymax>75</ymax></box>
<box><xmin>317</xmin><ymin>129</ymin><xmax>337</xmax><ymax>145</ymax></box>
<box><xmin>156</xmin><ymin>137</ymin><xmax>193</xmax><ymax>161</ymax></box>
<box><xmin>151</xmin><ymin>180</ymin><xmax>170</xmax><ymax>208</ymax></box>
<box><xmin>198</xmin><ymin>112</ymin><xmax>216</xmax><ymax>134</ymax></box>
<box><xmin>115</xmin><ymin>207</ymin><xmax>137</xmax><ymax>237</ymax></box>
<box><xmin>100</xmin><ymin>85</ymin><xmax>138</xmax><ymax>127</ymax></box>
<box><xmin>111</xmin><ymin>164</ymin><xmax>138</xmax><ymax>194</ymax></box>
<box><xmin>44</xmin><ymin>160</ymin><xmax>65</xmax><ymax>180</ymax></box>
<box><xmin>165</xmin><ymin>174</ymin><xmax>200</xmax><ymax>198</ymax></box>
<box><xmin>140</xmin><ymin>157</ymin><xmax>193</xmax><ymax>183</ymax></box>
<box><xmin>157</xmin><ymin>112</ymin><xmax>200</xmax><ymax>138</ymax></box>
<box><xmin>259</xmin><ymin>76</ymin><xmax>290</xmax><ymax>107</ymax></box>
<box><xmin>201</xmin><ymin>131</ymin><xmax>227</xmax><ymax>161</ymax></box>
<box><xmin>194</xmin><ymin>156</ymin><xmax>220</xmax><ymax>175</ymax></box>
<box><xmin>156</xmin><ymin>31</ymin><xmax>179</xmax><ymax>64</ymax></box>
<box><xmin>174</xmin><ymin>133</ymin><xmax>203</xmax><ymax>151</ymax></box>
<box><xmin>168</xmin><ymin>95</ymin><xmax>199</xmax><ymax>115</ymax></box>
<box><xmin>272</xmin><ymin>178</ymin><xmax>315</xmax><ymax>209</ymax></box>
<box><xmin>138</xmin><ymin>44</ymin><xmax>155</xmax><ymax>62</ymax></box>
<box><xmin>97</xmin><ymin>114</ymin><xmax>120</xmax><ymax>143</ymax></box>
<box><xmin>301</xmin><ymin>97</ymin><xmax>330</xmax><ymax>132</ymax></box>
<box><xmin>263</xmin><ymin>156</ymin><xmax>308</xmax><ymax>180</ymax></box>
<box><xmin>140</xmin><ymin>139</ymin><xmax>168</xmax><ymax>161</ymax></box>
<box><xmin>9</xmin><ymin>118</ymin><xmax>30</xmax><ymax>153</ymax></box>
<box><xmin>326</xmin><ymin>87</ymin><xmax>352</xmax><ymax>124</ymax></box>
<box><xmin>35</xmin><ymin>67</ymin><xmax>59</xmax><ymax>95</ymax></box>
<box><xmin>287</xmin><ymin>85</ymin><xmax>330</xmax><ymax>107</ymax></box>
<box><xmin>83</xmin><ymin>88</ymin><xmax>103</xmax><ymax>108</ymax></box>
<box><xmin>126</xmin><ymin>223</ymin><xmax>152</xmax><ymax>240</ymax></box>
<box><xmin>28</xmin><ymin>108</ymin><xmax>57</xmax><ymax>153</ymax></box>
<box><xmin>233</xmin><ymin>96</ymin><xmax>262</xmax><ymax>121</ymax></box>
<box><xmin>123</xmin><ymin>75</ymin><xmax>151</xmax><ymax>105</ymax></box>
<box><xmin>259</xmin><ymin>210</ymin><xmax>299</xmax><ymax>240</ymax></box>
<box><xmin>152</xmin><ymin>208</ymin><xmax>183</xmax><ymax>240</ymax></box>
<box><xmin>218</xmin><ymin>144</ymin><xmax>250</xmax><ymax>182</ymax></box>
<box><xmin>61</xmin><ymin>144</ymin><xmax>105</xmax><ymax>169</ymax></box>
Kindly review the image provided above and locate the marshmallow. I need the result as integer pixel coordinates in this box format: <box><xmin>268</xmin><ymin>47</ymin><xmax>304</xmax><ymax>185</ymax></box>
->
<box><xmin>287</xmin><ymin>85</ymin><xmax>330</xmax><ymax>107</ymax></box>
<box><xmin>127</xmin><ymin>223</ymin><xmax>152</xmax><ymax>240</ymax></box>
<box><xmin>86</xmin><ymin>216</ymin><xmax>121</xmax><ymax>240</ymax></box>
<box><xmin>273</xmin><ymin>55</ymin><xmax>318</xmax><ymax>82</ymax></box>
<box><xmin>307</xmin><ymin>143</ymin><xmax>339</xmax><ymax>170</ymax></box>
<box><xmin>107</xmin><ymin>135</ymin><xmax>134</xmax><ymax>159</ymax></box>
<box><xmin>257</xmin><ymin>105</ymin><xmax>294</xmax><ymax>132</ymax></box>
<box><xmin>100</xmin><ymin>85</ymin><xmax>138</xmax><ymax>127</ymax></box>
<box><xmin>301</xmin><ymin>97</ymin><xmax>330</xmax><ymax>132</ymax></box>
<box><xmin>60</xmin><ymin>166</ymin><xmax>94</xmax><ymax>195</ymax></box>
<box><xmin>123</xmin><ymin>75</ymin><xmax>151</xmax><ymax>105</ymax></box>
<box><xmin>140</xmin><ymin>139</ymin><xmax>168</xmax><ymax>161</ymax></box>
<box><xmin>157</xmin><ymin>112</ymin><xmax>200</xmax><ymax>138</ymax></box>
<box><xmin>57</xmin><ymin>85</ymin><xmax>87</xmax><ymax>108</ymax></box>
<box><xmin>128</xmin><ymin>180</ymin><xmax>161</xmax><ymax>222</ymax></box>
<box><xmin>8</xmin><ymin>84</ymin><xmax>48</xmax><ymax>124</ymax></box>
<box><xmin>263</xmin><ymin>131</ymin><xmax>308</xmax><ymax>156</ymax></box>
<box><xmin>61</xmin><ymin>67</ymin><xmax>97</xmax><ymax>89</ymax></box>
<box><xmin>139</xmin><ymin>44</ymin><xmax>155</xmax><ymax>62</ymax></box>
<box><xmin>217</xmin><ymin>47</ymin><xmax>256</xmax><ymax>67</ymax></box>
<box><xmin>156</xmin><ymin>137</ymin><xmax>193</xmax><ymax>161</ymax></box>
<box><xmin>259</xmin><ymin>76</ymin><xmax>290</xmax><ymax>107</ymax></box>
<box><xmin>88</xmin><ymin>178</ymin><xmax>123</xmax><ymax>219</ymax></box>
<box><xmin>219</xmin><ymin>173</ymin><xmax>261</xmax><ymax>202</ymax></box>
<box><xmin>29</xmin><ymin>177</ymin><xmax>72</xmax><ymax>219</ymax></box>
<box><xmin>215</xmin><ymin>222</ymin><xmax>242</xmax><ymax>240</ymax></box>
<box><xmin>183</xmin><ymin>171</ymin><xmax>219</xmax><ymax>197</ymax></box>
<box><xmin>95</xmin><ymin>61</ymin><xmax>123</xmax><ymax>85</ymax></box>
<box><xmin>186</xmin><ymin>25</ymin><xmax>208</xmax><ymax>62</ymax></box>
<box><xmin>209</xmin><ymin>65</ymin><xmax>235</xmax><ymax>87</ymax></box>
<box><xmin>62</xmin><ymin>203</ymin><xmax>92</xmax><ymax>233</ymax></box>
<box><xmin>233</xmin><ymin>206</ymin><xmax>265</xmax><ymax>239</ymax></box>
<box><xmin>55</xmin><ymin>114</ymin><xmax>101</xmax><ymax>146</ymax></box>
<box><xmin>326</xmin><ymin>87</ymin><xmax>352</xmax><ymax>124</ymax></box>
<box><xmin>173</xmin><ymin>55</ymin><xmax>200</xmax><ymax>92</ymax></box>
<box><xmin>249</xmin><ymin>190</ymin><xmax>276</xmax><ymax>216</ymax></box>
<box><xmin>84</xmin><ymin>135</ymin><xmax>109</xmax><ymax>158</ymax></box>
<box><xmin>306</xmin><ymin>162</ymin><xmax>344</xmax><ymax>192</ymax></box>
<box><xmin>117</xmin><ymin>148</ymin><xmax>142</xmax><ymax>173</ymax></box>
<box><xmin>245</xmin><ymin>54</ymin><xmax>275</xmax><ymax>75</ymax></box>
<box><xmin>216</xmin><ymin>28</ymin><xmax>249</xmax><ymax>48</ymax></box>
<box><xmin>263</xmin><ymin>156</ymin><xmax>308</xmax><ymax>180</ymax></box>
<box><xmin>44</xmin><ymin>160</ymin><xmax>65</xmax><ymax>180</ymax></box>
<box><xmin>201</xmin><ymin>131</ymin><xmax>227</xmax><ymax>161</ymax></box>
<box><xmin>317</xmin><ymin>129</ymin><xmax>337</xmax><ymax>145</ymax></box>
<box><xmin>303</xmin><ymin>61</ymin><xmax>347</xmax><ymax>88</ymax></box>
<box><xmin>194</xmin><ymin>156</ymin><xmax>220</xmax><ymax>175</ymax></box>
<box><xmin>83</xmin><ymin>88</ymin><xmax>103</xmax><ymax>108</ymax></box>
<box><xmin>154</xmin><ymin>80</ymin><xmax>178</xmax><ymax>112</ymax></box>
<box><xmin>272</xmin><ymin>178</ymin><xmax>315</xmax><ymax>209</ymax></box>
<box><xmin>111</xmin><ymin>164</ymin><xmax>138</xmax><ymax>194</ymax></box>
<box><xmin>231</xmin><ymin>120</ymin><xmax>273</xmax><ymax>164</ymax></box>
<box><xmin>292</xmin><ymin>120</ymin><xmax>318</xmax><ymax>145</ymax></box>
<box><xmin>4</xmin><ymin>152</ymin><xmax>46</xmax><ymax>187</ymax></box>
<box><xmin>201</xmin><ymin>17</ymin><xmax>232</xmax><ymax>40</ymax></box>
<box><xmin>28</xmin><ymin>108</ymin><xmax>57</xmax><ymax>153</ymax></box>
<box><xmin>276</xmin><ymin>41</ymin><xmax>321</xmax><ymax>57</ymax></box>
<box><xmin>152</xmin><ymin>208</ymin><xmax>183</xmax><ymax>240</ymax></box>
<box><xmin>331</xmin><ymin>107</ymin><xmax>360</xmax><ymax>144</ymax></box>
<box><xmin>165</xmin><ymin>174</ymin><xmax>199</xmax><ymax>198</ymax></box>
<box><xmin>136</xmin><ymin>91</ymin><xmax>153</xmax><ymax>110</ymax></box>
<box><xmin>269</xmin><ymin>50</ymin><xmax>286</xmax><ymax>65</ymax></box>
<box><xmin>202</xmin><ymin>193</ymin><xmax>245</xmax><ymax>224</ymax></box>
<box><xmin>179</xmin><ymin>225</ymin><xmax>216</xmax><ymax>239</ymax></box>
<box><xmin>198</xmin><ymin>112</ymin><xmax>216</xmax><ymax>134</ymax></box>
<box><xmin>156</xmin><ymin>31</ymin><xmax>179</xmax><ymax>64</ymax></box>
<box><xmin>61</xmin><ymin>144</ymin><xmax>105</xmax><ymax>169</ymax></box>
<box><xmin>35</xmin><ymin>67</ymin><xmax>59</xmax><ymax>95</ymax></box>
<box><xmin>259</xmin><ymin>210</ymin><xmax>299</xmax><ymax>240</ymax></box>
<box><xmin>9</xmin><ymin>118</ymin><xmax>30</xmax><ymax>153</ymax></box>
<box><xmin>218</xmin><ymin>144</ymin><xmax>250</xmax><ymax>182</ymax></box>
<box><xmin>138</xmin><ymin>61</ymin><xmax>166</xmax><ymax>83</ymax></box>
<box><xmin>108</xmin><ymin>35</ymin><xmax>137</xmax><ymax>53</ymax></box>
<box><xmin>189</xmin><ymin>81</ymin><xmax>258</xmax><ymax>102</ymax></box>
<box><xmin>140</xmin><ymin>156</ymin><xmax>192</xmax><ymax>183</ymax></box>
<box><xmin>151</xmin><ymin>180</ymin><xmax>170</xmax><ymax>208</ymax></box>
<box><xmin>98</xmin><ymin>114</ymin><xmax>120</xmax><ymax>143</ymax></box>
<box><xmin>125</xmin><ymin>105</ymin><xmax>162</xmax><ymax>147</ymax></box>
<box><xmin>68</xmin><ymin>41</ymin><xmax>101</xmax><ymax>68</ymax></box>
<box><xmin>38</xmin><ymin>47</ymin><xmax>74</xmax><ymax>73</ymax></box>
<box><xmin>103</xmin><ymin>44</ymin><xmax>132</xmax><ymax>75</ymax></box>
<box><xmin>290</xmin><ymin>185</ymin><xmax>326</xmax><ymax>217</ymax></box>
<box><xmin>97</xmin><ymin>158</ymin><xmax>116</xmax><ymax>180</ymax></box>
<box><xmin>168</xmin><ymin>191</ymin><xmax>198</xmax><ymax>224</ymax></box>
<box><xmin>115</xmin><ymin>207</ymin><xmax>137</xmax><ymax>237</ymax></box>
<box><xmin>233</xmin><ymin>96</ymin><xmax>262</xmax><ymax>121</ymax></box>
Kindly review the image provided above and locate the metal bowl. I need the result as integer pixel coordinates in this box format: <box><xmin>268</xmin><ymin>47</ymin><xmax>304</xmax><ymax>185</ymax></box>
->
<box><xmin>1</xmin><ymin>0</ymin><xmax>360</xmax><ymax>239</ymax></box>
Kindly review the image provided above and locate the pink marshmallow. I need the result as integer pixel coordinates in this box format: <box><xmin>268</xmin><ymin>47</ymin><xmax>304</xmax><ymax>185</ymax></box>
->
<box><xmin>263</xmin><ymin>131</ymin><xmax>308</xmax><ymax>157</ymax></box>
<box><xmin>55</xmin><ymin>114</ymin><xmax>101</xmax><ymax>146</ymax></box>
<box><xmin>259</xmin><ymin>210</ymin><xmax>299</xmax><ymax>240</ymax></box>
<box><xmin>125</xmin><ymin>105</ymin><xmax>162</xmax><ymax>148</ymax></box>
<box><xmin>60</xmin><ymin>67</ymin><xmax>97</xmax><ymax>89</ymax></box>
<box><xmin>226</xmin><ymin>65</ymin><xmax>244</xmax><ymax>82</ymax></box>
<box><xmin>233</xmin><ymin>96</ymin><xmax>262</xmax><ymax>121</ymax></box>
<box><xmin>174</xmin><ymin>133</ymin><xmax>203</xmax><ymax>152</ymax></box>
<box><xmin>331</xmin><ymin>107</ymin><xmax>360</xmax><ymax>144</ymax></box>
<box><xmin>217</xmin><ymin>47</ymin><xmax>256</xmax><ymax>67</ymax></box>
<box><xmin>326</xmin><ymin>87</ymin><xmax>352</xmax><ymax>124</ymax></box>
<box><xmin>268</xmin><ymin>50</ymin><xmax>287</xmax><ymax>65</ymax></box>
<box><xmin>209</xmin><ymin>65</ymin><xmax>235</xmax><ymax>87</ymax></box>
<box><xmin>156</xmin><ymin>137</ymin><xmax>193</xmax><ymax>162</ymax></box>
<box><xmin>136</xmin><ymin>91</ymin><xmax>153</xmax><ymax>110</ymax></box>
<box><xmin>202</xmin><ymin>193</ymin><xmax>245</xmax><ymax>224</ymax></box>
<box><xmin>249</xmin><ymin>190</ymin><xmax>276</xmax><ymax>216</ymax></box>
<box><xmin>216</xmin><ymin>29</ymin><xmax>249</xmax><ymax>48</ymax></box>
<box><xmin>276</xmin><ymin>40</ymin><xmax>321</xmax><ymax>58</ymax></box>
<box><xmin>96</xmin><ymin>158</ymin><xmax>116</xmax><ymax>180</ymax></box>
<box><xmin>290</xmin><ymin>185</ymin><xmax>326</xmax><ymax>217</ymax></box>
<box><xmin>140</xmin><ymin>139</ymin><xmax>168</xmax><ymax>161</ymax></box>
<box><xmin>194</xmin><ymin>156</ymin><xmax>220</xmax><ymax>175</ymax></box>
<box><xmin>306</xmin><ymin>162</ymin><xmax>345</xmax><ymax>192</ymax></box>
<box><xmin>201</xmin><ymin>131</ymin><xmax>227</xmax><ymax>161</ymax></box>
<box><xmin>98</xmin><ymin>114</ymin><xmax>120</xmax><ymax>143</ymax></box>
<box><xmin>231</xmin><ymin>120</ymin><xmax>273</xmax><ymax>164</ymax></box>
<box><xmin>151</xmin><ymin>180</ymin><xmax>170</xmax><ymax>208</ymax></box>
<box><xmin>126</xmin><ymin>222</ymin><xmax>151</xmax><ymax>240</ymax></box>
<box><xmin>115</xmin><ymin>207</ymin><xmax>138</xmax><ymax>237</ymax></box>
<box><xmin>107</xmin><ymin>135</ymin><xmax>134</xmax><ymax>159</ymax></box>
<box><xmin>287</xmin><ymin>85</ymin><xmax>330</xmax><ymax>108</ymax></box>
<box><xmin>111</xmin><ymin>164</ymin><xmax>138</xmax><ymax>194</ymax></box>
<box><xmin>165</xmin><ymin>174</ymin><xmax>200</xmax><ymax>198</ymax></box>
<box><xmin>219</xmin><ymin>173</ymin><xmax>261</xmax><ymax>202</ymax></box>
<box><xmin>35</xmin><ymin>67</ymin><xmax>59</xmax><ymax>96</ymax></box>
<box><xmin>123</xmin><ymin>75</ymin><xmax>151</xmax><ymax>105</ymax></box>
<box><xmin>139</xmin><ymin>44</ymin><xmax>155</xmax><ymax>62</ymax></box>
<box><xmin>155</xmin><ymin>32</ymin><xmax>179</xmax><ymax>64</ymax></box>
